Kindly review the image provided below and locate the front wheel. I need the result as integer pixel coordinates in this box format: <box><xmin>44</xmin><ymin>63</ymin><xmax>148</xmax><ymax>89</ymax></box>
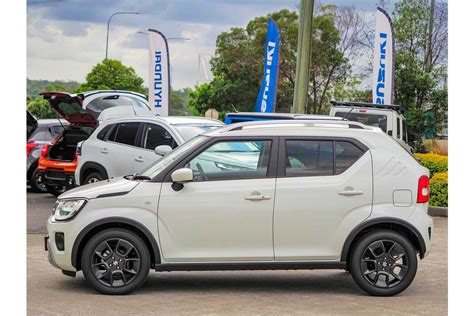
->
<box><xmin>349</xmin><ymin>230</ymin><xmax>418</xmax><ymax>296</ymax></box>
<box><xmin>81</xmin><ymin>228</ymin><xmax>150</xmax><ymax>295</ymax></box>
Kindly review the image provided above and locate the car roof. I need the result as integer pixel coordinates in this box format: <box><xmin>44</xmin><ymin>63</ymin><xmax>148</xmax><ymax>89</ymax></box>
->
<box><xmin>226</xmin><ymin>112</ymin><xmax>343</xmax><ymax>120</ymax></box>
<box><xmin>100</xmin><ymin>115</ymin><xmax>223</xmax><ymax>126</ymax></box>
<box><xmin>204</xmin><ymin>119</ymin><xmax>382</xmax><ymax>138</ymax></box>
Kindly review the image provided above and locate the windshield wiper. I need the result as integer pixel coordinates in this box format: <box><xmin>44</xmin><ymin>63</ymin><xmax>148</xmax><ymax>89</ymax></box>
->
<box><xmin>129</xmin><ymin>173</ymin><xmax>151</xmax><ymax>181</ymax></box>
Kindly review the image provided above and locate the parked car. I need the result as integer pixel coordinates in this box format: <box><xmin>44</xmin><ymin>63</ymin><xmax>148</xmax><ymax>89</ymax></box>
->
<box><xmin>329</xmin><ymin>100</ymin><xmax>413</xmax><ymax>152</ymax></box>
<box><xmin>75</xmin><ymin>116</ymin><xmax>224</xmax><ymax>185</ymax></box>
<box><xmin>225</xmin><ymin>112</ymin><xmax>343</xmax><ymax>124</ymax></box>
<box><xmin>45</xmin><ymin>119</ymin><xmax>432</xmax><ymax>296</ymax></box>
<box><xmin>27</xmin><ymin>111</ymin><xmax>68</xmax><ymax>192</ymax></box>
<box><xmin>37</xmin><ymin>90</ymin><xmax>151</xmax><ymax>196</ymax></box>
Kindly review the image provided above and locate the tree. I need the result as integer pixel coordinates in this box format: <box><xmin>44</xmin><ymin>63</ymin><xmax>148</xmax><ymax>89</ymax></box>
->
<box><xmin>392</xmin><ymin>0</ymin><xmax>448</xmax><ymax>139</ymax></box>
<box><xmin>27</xmin><ymin>97</ymin><xmax>59</xmax><ymax>119</ymax></box>
<box><xmin>77</xmin><ymin>59</ymin><xmax>146</xmax><ymax>94</ymax></box>
<box><xmin>191</xmin><ymin>8</ymin><xmax>350</xmax><ymax>116</ymax></box>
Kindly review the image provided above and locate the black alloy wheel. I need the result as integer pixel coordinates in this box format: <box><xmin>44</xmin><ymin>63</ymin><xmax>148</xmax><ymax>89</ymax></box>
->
<box><xmin>81</xmin><ymin>228</ymin><xmax>150</xmax><ymax>295</ymax></box>
<box><xmin>350</xmin><ymin>230</ymin><xmax>418</xmax><ymax>296</ymax></box>
<box><xmin>91</xmin><ymin>238</ymin><xmax>141</xmax><ymax>288</ymax></box>
<box><xmin>29</xmin><ymin>168</ymin><xmax>48</xmax><ymax>193</ymax></box>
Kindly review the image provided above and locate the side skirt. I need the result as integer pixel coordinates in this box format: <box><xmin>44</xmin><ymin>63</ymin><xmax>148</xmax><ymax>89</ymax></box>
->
<box><xmin>155</xmin><ymin>261</ymin><xmax>347</xmax><ymax>272</ymax></box>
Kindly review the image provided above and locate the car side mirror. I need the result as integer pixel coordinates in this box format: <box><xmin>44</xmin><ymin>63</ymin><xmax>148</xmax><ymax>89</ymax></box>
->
<box><xmin>155</xmin><ymin>145</ymin><xmax>172</xmax><ymax>156</ymax></box>
<box><xmin>171</xmin><ymin>168</ymin><xmax>193</xmax><ymax>191</ymax></box>
<box><xmin>387</xmin><ymin>130</ymin><xmax>393</xmax><ymax>136</ymax></box>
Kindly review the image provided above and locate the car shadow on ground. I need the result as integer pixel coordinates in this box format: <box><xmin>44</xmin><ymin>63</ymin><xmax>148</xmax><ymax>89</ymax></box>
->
<box><xmin>54</xmin><ymin>271</ymin><xmax>364</xmax><ymax>296</ymax></box>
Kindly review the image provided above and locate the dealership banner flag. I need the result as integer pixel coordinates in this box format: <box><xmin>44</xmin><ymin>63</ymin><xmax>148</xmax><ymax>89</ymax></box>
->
<box><xmin>148</xmin><ymin>29</ymin><xmax>171</xmax><ymax>116</ymax></box>
<box><xmin>255</xmin><ymin>19</ymin><xmax>280</xmax><ymax>113</ymax></box>
<box><xmin>372</xmin><ymin>7</ymin><xmax>395</xmax><ymax>105</ymax></box>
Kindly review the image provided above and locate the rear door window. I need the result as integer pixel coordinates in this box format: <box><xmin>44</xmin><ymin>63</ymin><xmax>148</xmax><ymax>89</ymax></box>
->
<box><xmin>285</xmin><ymin>140</ymin><xmax>334</xmax><ymax>177</ymax></box>
<box><xmin>110</xmin><ymin>122</ymin><xmax>140</xmax><ymax>146</ymax></box>
<box><xmin>335</xmin><ymin>141</ymin><xmax>364</xmax><ymax>174</ymax></box>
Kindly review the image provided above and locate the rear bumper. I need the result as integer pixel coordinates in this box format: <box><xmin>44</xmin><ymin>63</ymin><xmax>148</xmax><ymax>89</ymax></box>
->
<box><xmin>38</xmin><ymin>170</ymin><xmax>76</xmax><ymax>187</ymax></box>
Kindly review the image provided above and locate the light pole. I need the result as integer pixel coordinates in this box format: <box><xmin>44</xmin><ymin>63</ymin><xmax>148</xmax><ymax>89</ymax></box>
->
<box><xmin>105</xmin><ymin>11</ymin><xmax>141</xmax><ymax>60</ymax></box>
<box><xmin>292</xmin><ymin>0</ymin><xmax>314</xmax><ymax>113</ymax></box>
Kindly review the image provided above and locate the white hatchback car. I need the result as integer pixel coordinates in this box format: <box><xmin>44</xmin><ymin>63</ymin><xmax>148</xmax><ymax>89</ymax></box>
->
<box><xmin>46</xmin><ymin>120</ymin><xmax>433</xmax><ymax>296</ymax></box>
<box><xmin>75</xmin><ymin>116</ymin><xmax>223</xmax><ymax>185</ymax></box>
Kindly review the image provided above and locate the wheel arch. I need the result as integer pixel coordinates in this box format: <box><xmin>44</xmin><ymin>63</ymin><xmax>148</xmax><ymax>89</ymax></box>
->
<box><xmin>341</xmin><ymin>217</ymin><xmax>427</xmax><ymax>264</ymax></box>
<box><xmin>71</xmin><ymin>217</ymin><xmax>161</xmax><ymax>271</ymax></box>
<box><xmin>80</xmin><ymin>162</ymin><xmax>108</xmax><ymax>185</ymax></box>
<box><xmin>27</xmin><ymin>159</ymin><xmax>39</xmax><ymax>180</ymax></box>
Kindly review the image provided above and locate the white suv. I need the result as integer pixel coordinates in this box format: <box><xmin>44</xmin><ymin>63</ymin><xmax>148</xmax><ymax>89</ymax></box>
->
<box><xmin>46</xmin><ymin>120</ymin><xmax>433</xmax><ymax>296</ymax></box>
<box><xmin>75</xmin><ymin>116</ymin><xmax>223</xmax><ymax>185</ymax></box>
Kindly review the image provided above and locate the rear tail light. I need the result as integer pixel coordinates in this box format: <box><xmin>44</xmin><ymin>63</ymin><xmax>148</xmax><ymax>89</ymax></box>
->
<box><xmin>41</xmin><ymin>143</ymin><xmax>50</xmax><ymax>158</ymax></box>
<box><xmin>26</xmin><ymin>141</ymin><xmax>39</xmax><ymax>156</ymax></box>
<box><xmin>74</xmin><ymin>151</ymin><xmax>78</xmax><ymax>160</ymax></box>
<box><xmin>417</xmin><ymin>175</ymin><xmax>430</xmax><ymax>203</ymax></box>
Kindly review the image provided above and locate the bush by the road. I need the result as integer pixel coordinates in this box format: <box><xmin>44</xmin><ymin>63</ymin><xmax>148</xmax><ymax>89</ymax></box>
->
<box><xmin>415</xmin><ymin>153</ymin><xmax>448</xmax><ymax>176</ymax></box>
<box><xmin>430</xmin><ymin>172</ymin><xmax>448</xmax><ymax>207</ymax></box>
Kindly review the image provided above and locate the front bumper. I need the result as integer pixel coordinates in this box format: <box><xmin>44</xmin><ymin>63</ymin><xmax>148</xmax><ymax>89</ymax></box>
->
<box><xmin>45</xmin><ymin>216</ymin><xmax>77</xmax><ymax>272</ymax></box>
<box><xmin>38</xmin><ymin>170</ymin><xmax>76</xmax><ymax>188</ymax></box>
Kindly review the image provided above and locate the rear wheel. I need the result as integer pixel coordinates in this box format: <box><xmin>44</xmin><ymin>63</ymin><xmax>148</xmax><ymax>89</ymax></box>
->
<box><xmin>84</xmin><ymin>172</ymin><xmax>105</xmax><ymax>185</ymax></box>
<box><xmin>45</xmin><ymin>184</ymin><xmax>66</xmax><ymax>197</ymax></box>
<box><xmin>81</xmin><ymin>228</ymin><xmax>150</xmax><ymax>295</ymax></box>
<box><xmin>29</xmin><ymin>168</ymin><xmax>47</xmax><ymax>193</ymax></box>
<box><xmin>349</xmin><ymin>230</ymin><xmax>418</xmax><ymax>296</ymax></box>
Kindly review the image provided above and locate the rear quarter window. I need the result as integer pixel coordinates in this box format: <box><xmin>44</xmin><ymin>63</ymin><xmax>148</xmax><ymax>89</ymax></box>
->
<box><xmin>335</xmin><ymin>141</ymin><xmax>365</xmax><ymax>174</ymax></box>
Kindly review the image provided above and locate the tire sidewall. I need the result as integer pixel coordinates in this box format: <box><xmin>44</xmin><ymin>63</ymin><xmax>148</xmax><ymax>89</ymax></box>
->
<box><xmin>81</xmin><ymin>228</ymin><xmax>150</xmax><ymax>295</ymax></box>
<box><xmin>84</xmin><ymin>172</ymin><xmax>104</xmax><ymax>185</ymax></box>
<box><xmin>350</xmin><ymin>230</ymin><xmax>418</xmax><ymax>296</ymax></box>
<box><xmin>29</xmin><ymin>168</ymin><xmax>47</xmax><ymax>193</ymax></box>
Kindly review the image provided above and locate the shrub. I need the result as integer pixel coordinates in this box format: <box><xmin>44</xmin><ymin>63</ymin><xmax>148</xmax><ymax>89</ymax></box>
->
<box><xmin>430</xmin><ymin>172</ymin><xmax>448</xmax><ymax>207</ymax></box>
<box><xmin>415</xmin><ymin>153</ymin><xmax>448</xmax><ymax>176</ymax></box>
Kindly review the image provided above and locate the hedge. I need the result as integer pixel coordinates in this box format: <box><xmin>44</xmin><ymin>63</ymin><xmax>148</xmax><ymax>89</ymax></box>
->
<box><xmin>415</xmin><ymin>153</ymin><xmax>448</xmax><ymax>176</ymax></box>
<box><xmin>430</xmin><ymin>172</ymin><xmax>448</xmax><ymax>207</ymax></box>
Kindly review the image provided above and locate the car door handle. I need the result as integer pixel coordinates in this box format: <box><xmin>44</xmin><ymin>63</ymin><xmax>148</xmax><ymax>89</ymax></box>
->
<box><xmin>338</xmin><ymin>190</ymin><xmax>364</xmax><ymax>196</ymax></box>
<box><xmin>100</xmin><ymin>148</ymin><xmax>108</xmax><ymax>154</ymax></box>
<box><xmin>135</xmin><ymin>156</ymin><xmax>144</xmax><ymax>162</ymax></box>
<box><xmin>245</xmin><ymin>192</ymin><xmax>271</xmax><ymax>201</ymax></box>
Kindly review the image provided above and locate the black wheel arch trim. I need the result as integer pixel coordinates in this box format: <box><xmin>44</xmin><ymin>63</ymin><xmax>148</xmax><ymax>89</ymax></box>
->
<box><xmin>80</xmin><ymin>161</ymin><xmax>108</xmax><ymax>185</ymax></box>
<box><xmin>341</xmin><ymin>217</ymin><xmax>427</xmax><ymax>262</ymax></box>
<box><xmin>71</xmin><ymin>217</ymin><xmax>160</xmax><ymax>270</ymax></box>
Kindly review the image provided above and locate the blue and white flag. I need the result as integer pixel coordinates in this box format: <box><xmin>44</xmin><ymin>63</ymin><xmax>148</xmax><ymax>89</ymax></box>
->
<box><xmin>148</xmin><ymin>29</ymin><xmax>171</xmax><ymax>116</ymax></box>
<box><xmin>255</xmin><ymin>19</ymin><xmax>280</xmax><ymax>113</ymax></box>
<box><xmin>372</xmin><ymin>7</ymin><xmax>395</xmax><ymax>105</ymax></box>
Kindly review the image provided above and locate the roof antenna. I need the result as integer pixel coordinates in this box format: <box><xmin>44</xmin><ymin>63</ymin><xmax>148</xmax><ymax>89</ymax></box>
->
<box><xmin>341</xmin><ymin>107</ymin><xmax>355</xmax><ymax>121</ymax></box>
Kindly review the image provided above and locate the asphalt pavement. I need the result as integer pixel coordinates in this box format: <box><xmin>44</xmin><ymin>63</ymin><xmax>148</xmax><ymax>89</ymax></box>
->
<box><xmin>27</xmin><ymin>191</ymin><xmax>447</xmax><ymax>315</ymax></box>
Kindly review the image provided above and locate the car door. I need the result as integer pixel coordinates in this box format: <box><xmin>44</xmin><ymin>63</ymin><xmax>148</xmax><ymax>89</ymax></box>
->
<box><xmin>101</xmin><ymin>122</ymin><xmax>143</xmax><ymax>177</ymax></box>
<box><xmin>273</xmin><ymin>137</ymin><xmax>373</xmax><ymax>261</ymax></box>
<box><xmin>135</xmin><ymin>123</ymin><xmax>179</xmax><ymax>172</ymax></box>
<box><xmin>157</xmin><ymin>137</ymin><xmax>277</xmax><ymax>262</ymax></box>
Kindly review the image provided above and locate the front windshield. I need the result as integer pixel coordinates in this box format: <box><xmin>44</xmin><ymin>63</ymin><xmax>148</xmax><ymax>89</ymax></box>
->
<box><xmin>138</xmin><ymin>136</ymin><xmax>207</xmax><ymax>178</ymax></box>
<box><xmin>172</xmin><ymin>123</ymin><xmax>223</xmax><ymax>141</ymax></box>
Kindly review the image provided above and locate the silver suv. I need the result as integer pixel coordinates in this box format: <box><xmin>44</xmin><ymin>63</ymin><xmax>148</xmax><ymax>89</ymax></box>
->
<box><xmin>46</xmin><ymin>120</ymin><xmax>433</xmax><ymax>296</ymax></box>
<box><xmin>75</xmin><ymin>116</ymin><xmax>223</xmax><ymax>185</ymax></box>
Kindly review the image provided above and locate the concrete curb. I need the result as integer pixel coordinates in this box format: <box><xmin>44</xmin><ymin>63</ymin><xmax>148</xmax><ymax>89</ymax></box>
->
<box><xmin>428</xmin><ymin>206</ymin><xmax>448</xmax><ymax>217</ymax></box>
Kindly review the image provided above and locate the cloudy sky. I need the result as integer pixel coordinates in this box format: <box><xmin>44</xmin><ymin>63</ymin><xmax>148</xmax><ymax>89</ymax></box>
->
<box><xmin>27</xmin><ymin>0</ymin><xmax>380</xmax><ymax>90</ymax></box>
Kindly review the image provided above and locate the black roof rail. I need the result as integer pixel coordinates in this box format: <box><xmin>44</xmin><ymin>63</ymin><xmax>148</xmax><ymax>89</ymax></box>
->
<box><xmin>330</xmin><ymin>100</ymin><xmax>404</xmax><ymax>114</ymax></box>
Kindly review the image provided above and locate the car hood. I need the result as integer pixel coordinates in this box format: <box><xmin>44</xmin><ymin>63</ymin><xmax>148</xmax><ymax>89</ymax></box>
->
<box><xmin>58</xmin><ymin>177</ymin><xmax>140</xmax><ymax>200</ymax></box>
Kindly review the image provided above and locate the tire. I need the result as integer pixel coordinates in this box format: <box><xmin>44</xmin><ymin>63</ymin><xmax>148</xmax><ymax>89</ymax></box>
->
<box><xmin>45</xmin><ymin>184</ymin><xmax>66</xmax><ymax>197</ymax></box>
<box><xmin>349</xmin><ymin>230</ymin><xmax>418</xmax><ymax>296</ymax></box>
<box><xmin>29</xmin><ymin>168</ymin><xmax>47</xmax><ymax>193</ymax></box>
<box><xmin>81</xmin><ymin>228</ymin><xmax>151</xmax><ymax>295</ymax></box>
<box><xmin>83</xmin><ymin>171</ymin><xmax>105</xmax><ymax>185</ymax></box>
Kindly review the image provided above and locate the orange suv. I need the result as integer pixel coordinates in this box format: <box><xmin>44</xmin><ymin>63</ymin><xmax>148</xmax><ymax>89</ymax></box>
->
<box><xmin>37</xmin><ymin>90</ymin><xmax>151</xmax><ymax>196</ymax></box>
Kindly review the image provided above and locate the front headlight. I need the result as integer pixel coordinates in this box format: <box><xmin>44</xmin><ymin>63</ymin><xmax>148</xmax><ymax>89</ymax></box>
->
<box><xmin>53</xmin><ymin>199</ymin><xmax>88</xmax><ymax>221</ymax></box>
